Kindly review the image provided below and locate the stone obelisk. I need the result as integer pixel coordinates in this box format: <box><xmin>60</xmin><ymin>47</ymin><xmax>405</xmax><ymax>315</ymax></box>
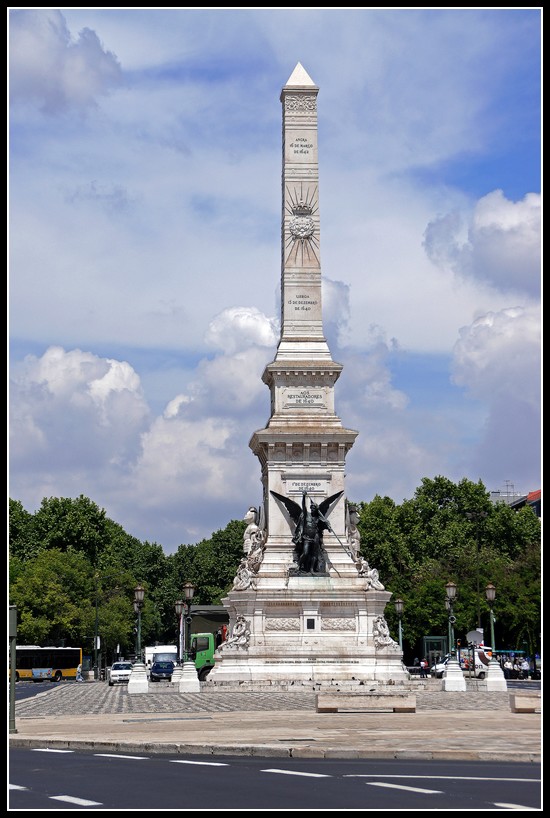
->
<box><xmin>207</xmin><ymin>64</ymin><xmax>407</xmax><ymax>688</ymax></box>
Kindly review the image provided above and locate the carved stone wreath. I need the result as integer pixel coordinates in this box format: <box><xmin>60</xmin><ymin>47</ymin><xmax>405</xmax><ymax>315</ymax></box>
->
<box><xmin>289</xmin><ymin>215</ymin><xmax>315</xmax><ymax>240</ymax></box>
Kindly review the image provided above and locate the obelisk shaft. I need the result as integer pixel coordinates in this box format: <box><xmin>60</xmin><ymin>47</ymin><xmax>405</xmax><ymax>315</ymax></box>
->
<box><xmin>277</xmin><ymin>62</ymin><xmax>332</xmax><ymax>361</ymax></box>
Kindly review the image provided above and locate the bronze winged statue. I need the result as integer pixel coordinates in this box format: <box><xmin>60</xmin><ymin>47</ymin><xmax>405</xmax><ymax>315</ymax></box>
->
<box><xmin>270</xmin><ymin>489</ymin><xmax>343</xmax><ymax>574</ymax></box>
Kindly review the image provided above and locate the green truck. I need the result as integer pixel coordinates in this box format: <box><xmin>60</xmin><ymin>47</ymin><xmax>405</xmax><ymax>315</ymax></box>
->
<box><xmin>188</xmin><ymin>632</ymin><xmax>217</xmax><ymax>680</ymax></box>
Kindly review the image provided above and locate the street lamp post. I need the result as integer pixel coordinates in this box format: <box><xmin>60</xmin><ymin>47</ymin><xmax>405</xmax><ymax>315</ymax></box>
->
<box><xmin>466</xmin><ymin>511</ymin><xmax>488</xmax><ymax>628</ymax></box>
<box><xmin>483</xmin><ymin>582</ymin><xmax>507</xmax><ymax>690</ymax></box>
<box><xmin>443</xmin><ymin>580</ymin><xmax>466</xmax><ymax>691</ymax></box>
<box><xmin>133</xmin><ymin>584</ymin><xmax>145</xmax><ymax>662</ymax></box>
<box><xmin>394</xmin><ymin>598</ymin><xmax>404</xmax><ymax>652</ymax></box>
<box><xmin>485</xmin><ymin>583</ymin><xmax>497</xmax><ymax>656</ymax></box>
<box><xmin>174</xmin><ymin>599</ymin><xmax>184</xmax><ymax>664</ymax></box>
<box><xmin>183</xmin><ymin>581</ymin><xmax>195</xmax><ymax>661</ymax></box>
<box><xmin>93</xmin><ymin>577</ymin><xmax>100</xmax><ymax>680</ymax></box>
<box><xmin>445</xmin><ymin>581</ymin><xmax>457</xmax><ymax>657</ymax></box>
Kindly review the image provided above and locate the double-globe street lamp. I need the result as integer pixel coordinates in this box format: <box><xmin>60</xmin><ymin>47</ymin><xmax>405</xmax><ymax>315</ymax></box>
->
<box><xmin>183</xmin><ymin>581</ymin><xmax>195</xmax><ymax>662</ymax></box>
<box><xmin>133</xmin><ymin>584</ymin><xmax>145</xmax><ymax>663</ymax></box>
<box><xmin>445</xmin><ymin>581</ymin><xmax>457</xmax><ymax>657</ymax></box>
<box><xmin>485</xmin><ymin>583</ymin><xmax>497</xmax><ymax>659</ymax></box>
<box><xmin>174</xmin><ymin>599</ymin><xmax>185</xmax><ymax>664</ymax></box>
<box><xmin>484</xmin><ymin>582</ymin><xmax>508</xmax><ymax>689</ymax></box>
<box><xmin>394</xmin><ymin>598</ymin><xmax>404</xmax><ymax>653</ymax></box>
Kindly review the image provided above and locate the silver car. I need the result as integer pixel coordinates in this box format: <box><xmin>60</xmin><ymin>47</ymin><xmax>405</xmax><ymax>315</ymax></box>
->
<box><xmin>108</xmin><ymin>661</ymin><xmax>133</xmax><ymax>686</ymax></box>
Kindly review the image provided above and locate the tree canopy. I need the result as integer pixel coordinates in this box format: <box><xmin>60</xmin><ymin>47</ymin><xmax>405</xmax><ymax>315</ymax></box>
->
<box><xmin>9</xmin><ymin>477</ymin><xmax>540</xmax><ymax>664</ymax></box>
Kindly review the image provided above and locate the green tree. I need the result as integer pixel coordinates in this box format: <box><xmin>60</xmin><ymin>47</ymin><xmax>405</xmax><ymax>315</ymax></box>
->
<box><xmin>174</xmin><ymin>520</ymin><xmax>246</xmax><ymax>605</ymax></box>
<box><xmin>9</xmin><ymin>548</ymin><xmax>95</xmax><ymax>646</ymax></box>
<box><xmin>357</xmin><ymin>477</ymin><xmax>541</xmax><ymax>661</ymax></box>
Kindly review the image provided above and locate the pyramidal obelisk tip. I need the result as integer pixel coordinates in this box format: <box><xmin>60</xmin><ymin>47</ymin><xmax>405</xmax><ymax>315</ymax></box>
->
<box><xmin>285</xmin><ymin>62</ymin><xmax>316</xmax><ymax>87</ymax></box>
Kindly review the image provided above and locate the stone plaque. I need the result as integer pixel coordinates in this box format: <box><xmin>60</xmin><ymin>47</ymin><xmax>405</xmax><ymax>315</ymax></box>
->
<box><xmin>282</xmin><ymin>472</ymin><xmax>331</xmax><ymax>495</ymax></box>
<box><xmin>282</xmin><ymin>386</ymin><xmax>326</xmax><ymax>410</ymax></box>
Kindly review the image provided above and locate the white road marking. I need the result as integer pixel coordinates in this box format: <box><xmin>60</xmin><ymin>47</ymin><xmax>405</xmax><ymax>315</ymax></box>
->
<box><xmin>32</xmin><ymin>748</ymin><xmax>73</xmax><ymax>753</ymax></box>
<box><xmin>345</xmin><ymin>774</ymin><xmax>540</xmax><ymax>783</ymax></box>
<box><xmin>94</xmin><ymin>753</ymin><xmax>149</xmax><ymax>759</ymax></box>
<box><xmin>367</xmin><ymin>782</ymin><xmax>442</xmax><ymax>794</ymax></box>
<box><xmin>493</xmin><ymin>804</ymin><xmax>540</xmax><ymax>811</ymax></box>
<box><xmin>50</xmin><ymin>795</ymin><xmax>103</xmax><ymax>806</ymax></box>
<box><xmin>9</xmin><ymin>785</ymin><xmax>28</xmax><ymax>790</ymax></box>
<box><xmin>170</xmin><ymin>760</ymin><xmax>229</xmax><ymax>766</ymax></box>
<box><xmin>261</xmin><ymin>768</ymin><xmax>331</xmax><ymax>778</ymax></box>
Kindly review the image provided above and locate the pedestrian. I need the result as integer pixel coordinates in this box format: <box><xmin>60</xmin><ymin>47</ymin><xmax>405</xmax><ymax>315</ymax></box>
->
<box><xmin>76</xmin><ymin>663</ymin><xmax>84</xmax><ymax>682</ymax></box>
<box><xmin>215</xmin><ymin>628</ymin><xmax>223</xmax><ymax>648</ymax></box>
<box><xmin>521</xmin><ymin>658</ymin><xmax>530</xmax><ymax>679</ymax></box>
<box><xmin>503</xmin><ymin>657</ymin><xmax>513</xmax><ymax>679</ymax></box>
<box><xmin>420</xmin><ymin>658</ymin><xmax>428</xmax><ymax>678</ymax></box>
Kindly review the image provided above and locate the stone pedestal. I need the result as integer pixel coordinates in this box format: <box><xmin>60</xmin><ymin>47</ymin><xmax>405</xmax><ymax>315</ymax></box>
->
<box><xmin>443</xmin><ymin>657</ymin><xmax>467</xmax><ymax>691</ymax></box>
<box><xmin>127</xmin><ymin>662</ymin><xmax>149</xmax><ymax>695</ymax></box>
<box><xmin>178</xmin><ymin>661</ymin><xmax>200</xmax><ymax>692</ymax></box>
<box><xmin>207</xmin><ymin>581</ymin><xmax>408</xmax><ymax>688</ymax></box>
<box><xmin>485</xmin><ymin>659</ymin><xmax>508</xmax><ymax>691</ymax></box>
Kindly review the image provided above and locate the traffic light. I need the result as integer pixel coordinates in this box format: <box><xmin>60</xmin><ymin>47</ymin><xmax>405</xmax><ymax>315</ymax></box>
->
<box><xmin>457</xmin><ymin>639</ymin><xmax>461</xmax><ymax>648</ymax></box>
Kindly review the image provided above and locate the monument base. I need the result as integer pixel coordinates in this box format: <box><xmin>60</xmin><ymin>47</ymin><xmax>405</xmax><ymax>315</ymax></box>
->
<box><xmin>205</xmin><ymin>582</ymin><xmax>409</xmax><ymax>689</ymax></box>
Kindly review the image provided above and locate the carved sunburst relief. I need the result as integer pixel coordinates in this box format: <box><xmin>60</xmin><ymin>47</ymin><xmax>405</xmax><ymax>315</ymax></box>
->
<box><xmin>284</xmin><ymin>184</ymin><xmax>320</xmax><ymax>266</ymax></box>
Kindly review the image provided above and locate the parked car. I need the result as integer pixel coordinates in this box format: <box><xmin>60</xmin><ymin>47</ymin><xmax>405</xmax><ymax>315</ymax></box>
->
<box><xmin>150</xmin><ymin>660</ymin><xmax>174</xmax><ymax>682</ymax></box>
<box><xmin>108</xmin><ymin>661</ymin><xmax>133</xmax><ymax>686</ymax></box>
<box><xmin>431</xmin><ymin>655</ymin><xmax>451</xmax><ymax>678</ymax></box>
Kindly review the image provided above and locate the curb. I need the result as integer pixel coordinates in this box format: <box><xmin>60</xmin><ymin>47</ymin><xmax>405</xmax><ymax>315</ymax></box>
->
<box><xmin>8</xmin><ymin>737</ymin><xmax>541</xmax><ymax>763</ymax></box>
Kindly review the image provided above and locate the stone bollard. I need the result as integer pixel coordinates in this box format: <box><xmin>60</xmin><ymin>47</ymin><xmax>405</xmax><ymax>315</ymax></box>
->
<box><xmin>127</xmin><ymin>662</ymin><xmax>149</xmax><ymax>695</ymax></box>
<box><xmin>178</xmin><ymin>661</ymin><xmax>200</xmax><ymax>693</ymax></box>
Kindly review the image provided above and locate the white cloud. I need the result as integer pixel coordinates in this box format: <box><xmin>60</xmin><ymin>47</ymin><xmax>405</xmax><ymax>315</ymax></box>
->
<box><xmin>8</xmin><ymin>9</ymin><xmax>541</xmax><ymax>550</ymax></box>
<box><xmin>9</xmin><ymin>9</ymin><xmax>122</xmax><ymax>113</ymax></box>
<box><xmin>423</xmin><ymin>191</ymin><xmax>541</xmax><ymax>298</ymax></box>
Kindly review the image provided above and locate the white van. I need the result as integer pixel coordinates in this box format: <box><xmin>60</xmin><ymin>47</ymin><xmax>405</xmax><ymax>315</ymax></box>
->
<box><xmin>460</xmin><ymin>646</ymin><xmax>491</xmax><ymax>679</ymax></box>
<box><xmin>431</xmin><ymin>648</ymin><xmax>491</xmax><ymax>679</ymax></box>
<box><xmin>144</xmin><ymin>645</ymin><xmax>177</xmax><ymax>671</ymax></box>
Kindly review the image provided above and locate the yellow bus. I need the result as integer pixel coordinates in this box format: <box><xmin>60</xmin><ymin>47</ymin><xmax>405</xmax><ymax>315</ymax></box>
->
<box><xmin>11</xmin><ymin>645</ymin><xmax>83</xmax><ymax>682</ymax></box>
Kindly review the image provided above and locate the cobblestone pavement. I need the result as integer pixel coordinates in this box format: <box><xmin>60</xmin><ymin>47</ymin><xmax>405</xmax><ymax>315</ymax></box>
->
<box><xmin>10</xmin><ymin>683</ymin><xmax>540</xmax><ymax>762</ymax></box>
<box><xmin>15</xmin><ymin>683</ymin><xmax>511</xmax><ymax>717</ymax></box>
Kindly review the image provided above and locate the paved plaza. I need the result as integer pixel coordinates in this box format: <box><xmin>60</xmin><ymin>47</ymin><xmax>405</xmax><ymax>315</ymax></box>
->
<box><xmin>9</xmin><ymin>682</ymin><xmax>541</xmax><ymax>762</ymax></box>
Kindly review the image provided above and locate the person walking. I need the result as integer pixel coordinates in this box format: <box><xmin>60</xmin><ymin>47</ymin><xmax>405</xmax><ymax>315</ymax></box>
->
<box><xmin>420</xmin><ymin>658</ymin><xmax>428</xmax><ymax>678</ymax></box>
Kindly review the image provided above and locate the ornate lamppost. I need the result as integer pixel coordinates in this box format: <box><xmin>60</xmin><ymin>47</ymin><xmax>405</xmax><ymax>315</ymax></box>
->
<box><xmin>483</xmin><ymin>582</ymin><xmax>507</xmax><ymax>690</ymax></box>
<box><xmin>485</xmin><ymin>583</ymin><xmax>497</xmax><ymax>655</ymax></box>
<box><xmin>174</xmin><ymin>599</ymin><xmax>184</xmax><ymax>664</ymax></box>
<box><xmin>445</xmin><ymin>581</ymin><xmax>457</xmax><ymax>656</ymax></box>
<box><xmin>442</xmin><ymin>580</ymin><xmax>466</xmax><ymax>691</ymax></box>
<box><xmin>394</xmin><ymin>598</ymin><xmax>404</xmax><ymax>652</ymax></box>
<box><xmin>183</xmin><ymin>581</ymin><xmax>195</xmax><ymax>661</ymax></box>
<box><xmin>133</xmin><ymin>584</ymin><xmax>145</xmax><ymax>662</ymax></box>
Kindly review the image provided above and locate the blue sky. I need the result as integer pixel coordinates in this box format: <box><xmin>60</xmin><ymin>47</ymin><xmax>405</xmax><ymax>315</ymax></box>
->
<box><xmin>8</xmin><ymin>8</ymin><xmax>541</xmax><ymax>553</ymax></box>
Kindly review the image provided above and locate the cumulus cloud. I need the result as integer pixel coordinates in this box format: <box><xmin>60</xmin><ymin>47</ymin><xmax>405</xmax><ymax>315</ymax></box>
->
<box><xmin>9</xmin><ymin>9</ymin><xmax>122</xmax><ymax>113</ymax></box>
<box><xmin>423</xmin><ymin>190</ymin><xmax>541</xmax><ymax>298</ymax></box>
<box><xmin>204</xmin><ymin>306</ymin><xmax>279</xmax><ymax>355</ymax></box>
<box><xmin>450</xmin><ymin>305</ymin><xmax>541</xmax><ymax>487</ymax></box>
<box><xmin>452</xmin><ymin>305</ymin><xmax>541</xmax><ymax>405</ymax></box>
<box><xmin>9</xmin><ymin>346</ymin><xmax>150</xmax><ymax>470</ymax></box>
